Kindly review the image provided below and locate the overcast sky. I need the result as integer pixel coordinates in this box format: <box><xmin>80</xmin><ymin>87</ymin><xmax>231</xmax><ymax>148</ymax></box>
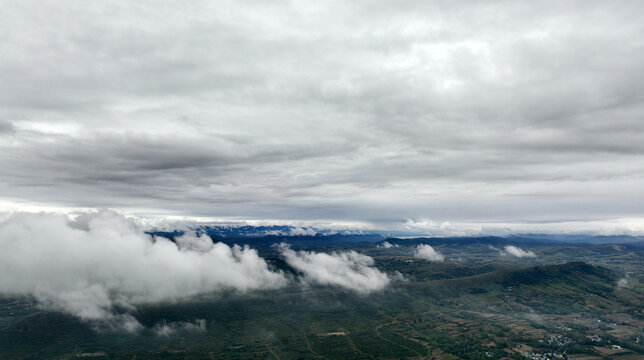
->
<box><xmin>1</xmin><ymin>1</ymin><xmax>643</xmax><ymax>233</ymax></box>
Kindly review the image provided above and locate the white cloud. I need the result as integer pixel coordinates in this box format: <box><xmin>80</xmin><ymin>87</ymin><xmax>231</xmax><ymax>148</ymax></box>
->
<box><xmin>0</xmin><ymin>210</ymin><xmax>287</xmax><ymax>329</ymax></box>
<box><xmin>264</xmin><ymin>227</ymin><xmax>318</xmax><ymax>236</ymax></box>
<box><xmin>414</xmin><ymin>244</ymin><xmax>445</xmax><ymax>261</ymax></box>
<box><xmin>378</xmin><ymin>241</ymin><xmax>398</xmax><ymax>248</ymax></box>
<box><xmin>277</xmin><ymin>244</ymin><xmax>390</xmax><ymax>294</ymax></box>
<box><xmin>288</xmin><ymin>227</ymin><xmax>318</xmax><ymax>236</ymax></box>
<box><xmin>403</xmin><ymin>219</ymin><xmax>479</xmax><ymax>237</ymax></box>
<box><xmin>175</xmin><ymin>232</ymin><xmax>216</xmax><ymax>252</ymax></box>
<box><xmin>502</xmin><ymin>245</ymin><xmax>536</xmax><ymax>258</ymax></box>
<box><xmin>402</xmin><ymin>218</ymin><xmax>644</xmax><ymax>236</ymax></box>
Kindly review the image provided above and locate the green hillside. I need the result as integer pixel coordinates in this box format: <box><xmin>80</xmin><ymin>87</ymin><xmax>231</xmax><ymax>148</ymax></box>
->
<box><xmin>1</xmin><ymin>262</ymin><xmax>642</xmax><ymax>359</ymax></box>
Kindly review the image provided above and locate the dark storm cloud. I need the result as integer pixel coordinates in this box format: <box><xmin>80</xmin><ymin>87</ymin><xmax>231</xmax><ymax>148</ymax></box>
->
<box><xmin>1</xmin><ymin>1</ymin><xmax>643</xmax><ymax>231</ymax></box>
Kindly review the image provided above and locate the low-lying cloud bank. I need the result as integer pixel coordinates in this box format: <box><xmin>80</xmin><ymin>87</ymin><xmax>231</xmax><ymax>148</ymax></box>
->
<box><xmin>0</xmin><ymin>210</ymin><xmax>287</xmax><ymax>330</ymax></box>
<box><xmin>277</xmin><ymin>244</ymin><xmax>391</xmax><ymax>294</ymax></box>
<box><xmin>402</xmin><ymin>218</ymin><xmax>644</xmax><ymax>237</ymax></box>
<box><xmin>414</xmin><ymin>244</ymin><xmax>445</xmax><ymax>261</ymax></box>
<box><xmin>502</xmin><ymin>245</ymin><xmax>536</xmax><ymax>258</ymax></box>
<box><xmin>0</xmin><ymin>210</ymin><xmax>394</xmax><ymax>330</ymax></box>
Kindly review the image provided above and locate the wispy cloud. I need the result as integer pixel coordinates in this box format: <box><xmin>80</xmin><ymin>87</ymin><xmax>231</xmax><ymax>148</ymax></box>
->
<box><xmin>502</xmin><ymin>245</ymin><xmax>536</xmax><ymax>258</ymax></box>
<box><xmin>153</xmin><ymin>319</ymin><xmax>207</xmax><ymax>337</ymax></box>
<box><xmin>378</xmin><ymin>241</ymin><xmax>398</xmax><ymax>249</ymax></box>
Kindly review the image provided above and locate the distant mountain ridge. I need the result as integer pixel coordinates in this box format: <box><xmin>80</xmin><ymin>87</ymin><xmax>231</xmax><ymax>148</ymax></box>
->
<box><xmin>147</xmin><ymin>226</ymin><xmax>644</xmax><ymax>247</ymax></box>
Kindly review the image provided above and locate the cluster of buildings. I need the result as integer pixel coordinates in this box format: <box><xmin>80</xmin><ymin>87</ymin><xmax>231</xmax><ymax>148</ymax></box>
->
<box><xmin>523</xmin><ymin>352</ymin><xmax>565</xmax><ymax>360</ymax></box>
<box><xmin>538</xmin><ymin>336</ymin><xmax>571</xmax><ymax>346</ymax></box>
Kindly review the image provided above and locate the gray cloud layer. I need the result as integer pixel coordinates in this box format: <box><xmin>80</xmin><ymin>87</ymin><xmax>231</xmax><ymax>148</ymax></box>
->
<box><xmin>1</xmin><ymin>1</ymin><xmax>643</xmax><ymax>229</ymax></box>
